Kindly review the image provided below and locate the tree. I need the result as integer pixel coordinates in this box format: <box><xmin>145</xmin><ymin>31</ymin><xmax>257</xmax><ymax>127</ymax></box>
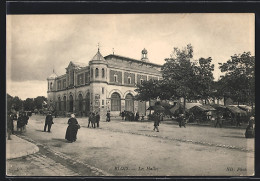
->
<box><xmin>34</xmin><ymin>96</ymin><xmax>48</xmax><ymax>110</ymax></box>
<box><xmin>23</xmin><ymin>98</ymin><xmax>34</xmax><ymax>111</ymax></box>
<box><xmin>218</xmin><ymin>52</ymin><xmax>255</xmax><ymax>108</ymax></box>
<box><xmin>161</xmin><ymin>44</ymin><xmax>197</xmax><ymax>114</ymax></box>
<box><xmin>135</xmin><ymin>79</ymin><xmax>162</xmax><ymax>102</ymax></box>
<box><xmin>11</xmin><ymin>96</ymin><xmax>23</xmax><ymax>111</ymax></box>
<box><xmin>194</xmin><ymin>57</ymin><xmax>215</xmax><ymax>104</ymax></box>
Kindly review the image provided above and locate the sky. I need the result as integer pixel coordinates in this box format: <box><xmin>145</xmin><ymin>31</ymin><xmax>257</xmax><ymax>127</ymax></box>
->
<box><xmin>6</xmin><ymin>14</ymin><xmax>255</xmax><ymax>100</ymax></box>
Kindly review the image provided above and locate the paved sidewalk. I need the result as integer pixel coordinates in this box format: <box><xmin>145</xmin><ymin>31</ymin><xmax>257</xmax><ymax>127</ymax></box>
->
<box><xmin>6</xmin><ymin>134</ymin><xmax>39</xmax><ymax>160</ymax></box>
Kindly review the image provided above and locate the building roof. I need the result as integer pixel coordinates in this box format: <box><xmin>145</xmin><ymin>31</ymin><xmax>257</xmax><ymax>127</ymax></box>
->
<box><xmin>185</xmin><ymin>102</ymin><xmax>202</xmax><ymax>110</ymax></box>
<box><xmin>105</xmin><ymin>54</ymin><xmax>162</xmax><ymax>67</ymax></box>
<box><xmin>48</xmin><ymin>70</ymin><xmax>58</xmax><ymax>79</ymax></box>
<box><xmin>71</xmin><ymin>61</ymin><xmax>88</xmax><ymax>68</ymax></box>
<box><xmin>91</xmin><ymin>50</ymin><xmax>106</xmax><ymax>62</ymax></box>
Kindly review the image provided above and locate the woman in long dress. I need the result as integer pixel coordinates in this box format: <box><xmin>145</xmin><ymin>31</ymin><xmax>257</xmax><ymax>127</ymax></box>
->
<box><xmin>65</xmin><ymin>114</ymin><xmax>79</xmax><ymax>142</ymax></box>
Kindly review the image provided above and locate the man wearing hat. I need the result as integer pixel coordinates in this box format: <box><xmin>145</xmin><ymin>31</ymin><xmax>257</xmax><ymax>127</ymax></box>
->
<box><xmin>44</xmin><ymin>112</ymin><xmax>54</xmax><ymax>132</ymax></box>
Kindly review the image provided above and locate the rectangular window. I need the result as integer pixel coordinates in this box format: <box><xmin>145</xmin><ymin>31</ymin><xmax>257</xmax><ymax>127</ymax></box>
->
<box><xmin>102</xmin><ymin>100</ymin><xmax>104</xmax><ymax>105</ymax></box>
<box><xmin>57</xmin><ymin>80</ymin><xmax>61</xmax><ymax>90</ymax></box>
<box><xmin>95</xmin><ymin>68</ymin><xmax>99</xmax><ymax>77</ymax></box>
<box><xmin>102</xmin><ymin>87</ymin><xmax>104</xmax><ymax>94</ymax></box>
<box><xmin>114</xmin><ymin>75</ymin><xmax>118</xmax><ymax>82</ymax></box>
<box><xmin>85</xmin><ymin>72</ymin><xmax>89</xmax><ymax>83</ymax></box>
<box><xmin>102</xmin><ymin>68</ymin><xmax>105</xmax><ymax>78</ymax></box>
<box><xmin>128</xmin><ymin>77</ymin><xmax>131</xmax><ymax>84</ymax></box>
<box><xmin>63</xmin><ymin>79</ymin><xmax>66</xmax><ymax>88</ymax></box>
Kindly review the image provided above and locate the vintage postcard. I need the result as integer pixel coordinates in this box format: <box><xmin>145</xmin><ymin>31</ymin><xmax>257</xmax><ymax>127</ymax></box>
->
<box><xmin>6</xmin><ymin>13</ymin><xmax>255</xmax><ymax>177</ymax></box>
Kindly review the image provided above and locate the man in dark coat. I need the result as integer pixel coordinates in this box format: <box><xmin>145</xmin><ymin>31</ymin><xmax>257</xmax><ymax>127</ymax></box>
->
<box><xmin>215</xmin><ymin>113</ymin><xmax>222</xmax><ymax>128</ymax></box>
<box><xmin>88</xmin><ymin>112</ymin><xmax>92</xmax><ymax>127</ymax></box>
<box><xmin>153</xmin><ymin>112</ymin><xmax>160</xmax><ymax>132</ymax></box>
<box><xmin>106</xmin><ymin>111</ymin><xmax>110</xmax><ymax>122</ymax></box>
<box><xmin>21</xmin><ymin>112</ymin><xmax>29</xmax><ymax>132</ymax></box>
<box><xmin>17</xmin><ymin>112</ymin><xmax>25</xmax><ymax>132</ymax></box>
<box><xmin>96</xmin><ymin>112</ymin><xmax>100</xmax><ymax>128</ymax></box>
<box><xmin>44</xmin><ymin>112</ymin><xmax>54</xmax><ymax>132</ymax></box>
<box><xmin>135</xmin><ymin>112</ymin><xmax>140</xmax><ymax>121</ymax></box>
<box><xmin>121</xmin><ymin>111</ymin><xmax>125</xmax><ymax>120</ymax></box>
<box><xmin>178</xmin><ymin>114</ymin><xmax>186</xmax><ymax>128</ymax></box>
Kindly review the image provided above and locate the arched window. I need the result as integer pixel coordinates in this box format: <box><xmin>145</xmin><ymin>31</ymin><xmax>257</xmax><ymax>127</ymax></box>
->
<box><xmin>78</xmin><ymin>94</ymin><xmax>83</xmax><ymax>112</ymax></box>
<box><xmin>91</xmin><ymin>68</ymin><xmax>93</xmax><ymax>78</ymax></box>
<box><xmin>63</xmin><ymin>96</ymin><xmax>67</xmax><ymax>111</ymax></box>
<box><xmin>50</xmin><ymin>82</ymin><xmax>53</xmax><ymax>90</ymax></box>
<box><xmin>69</xmin><ymin>95</ymin><xmax>73</xmax><ymax>112</ymax></box>
<box><xmin>111</xmin><ymin>92</ymin><xmax>121</xmax><ymax>111</ymax></box>
<box><xmin>102</xmin><ymin>68</ymin><xmax>105</xmax><ymax>78</ymax></box>
<box><xmin>95</xmin><ymin>68</ymin><xmax>99</xmax><ymax>77</ymax></box>
<box><xmin>85</xmin><ymin>92</ymin><xmax>90</xmax><ymax>115</ymax></box>
<box><xmin>125</xmin><ymin>93</ymin><xmax>134</xmax><ymax>112</ymax></box>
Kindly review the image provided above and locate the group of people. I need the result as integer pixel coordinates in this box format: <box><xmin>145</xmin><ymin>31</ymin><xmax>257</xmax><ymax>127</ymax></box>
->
<box><xmin>17</xmin><ymin>112</ymin><xmax>29</xmax><ymax>132</ymax></box>
<box><xmin>121</xmin><ymin>110</ymin><xmax>144</xmax><ymax>121</ymax></box>
<box><xmin>88</xmin><ymin>112</ymin><xmax>100</xmax><ymax>128</ymax></box>
<box><xmin>6</xmin><ymin>110</ymin><xmax>30</xmax><ymax>140</ymax></box>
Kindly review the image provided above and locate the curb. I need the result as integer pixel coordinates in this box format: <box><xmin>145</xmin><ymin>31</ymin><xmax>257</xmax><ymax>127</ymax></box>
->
<box><xmin>6</xmin><ymin>135</ymin><xmax>39</xmax><ymax>160</ymax></box>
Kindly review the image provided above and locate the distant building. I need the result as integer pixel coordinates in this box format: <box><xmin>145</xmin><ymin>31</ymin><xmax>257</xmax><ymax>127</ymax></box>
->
<box><xmin>47</xmin><ymin>48</ymin><xmax>162</xmax><ymax>119</ymax></box>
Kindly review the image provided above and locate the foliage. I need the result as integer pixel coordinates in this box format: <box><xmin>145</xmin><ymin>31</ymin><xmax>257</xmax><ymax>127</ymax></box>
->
<box><xmin>135</xmin><ymin>79</ymin><xmax>162</xmax><ymax>101</ymax></box>
<box><xmin>194</xmin><ymin>57</ymin><xmax>215</xmax><ymax>102</ymax></box>
<box><xmin>6</xmin><ymin>94</ymin><xmax>48</xmax><ymax>112</ymax></box>
<box><xmin>218</xmin><ymin>52</ymin><xmax>255</xmax><ymax>106</ymax></box>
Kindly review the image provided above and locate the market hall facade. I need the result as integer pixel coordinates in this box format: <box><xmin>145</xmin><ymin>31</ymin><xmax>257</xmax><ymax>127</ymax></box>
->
<box><xmin>47</xmin><ymin>48</ymin><xmax>162</xmax><ymax>119</ymax></box>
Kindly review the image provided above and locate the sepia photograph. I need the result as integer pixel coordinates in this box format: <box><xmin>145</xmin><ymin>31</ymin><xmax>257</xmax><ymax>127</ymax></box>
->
<box><xmin>6</xmin><ymin>13</ymin><xmax>255</xmax><ymax>177</ymax></box>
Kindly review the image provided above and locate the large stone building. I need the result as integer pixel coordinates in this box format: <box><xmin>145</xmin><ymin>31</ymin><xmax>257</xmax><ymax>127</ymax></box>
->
<box><xmin>47</xmin><ymin>48</ymin><xmax>162</xmax><ymax>119</ymax></box>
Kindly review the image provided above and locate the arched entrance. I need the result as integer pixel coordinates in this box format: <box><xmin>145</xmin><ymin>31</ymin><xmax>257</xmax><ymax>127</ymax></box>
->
<box><xmin>125</xmin><ymin>93</ymin><xmax>134</xmax><ymax>112</ymax></box>
<box><xmin>69</xmin><ymin>95</ymin><xmax>73</xmax><ymax>112</ymax></box>
<box><xmin>63</xmin><ymin>96</ymin><xmax>66</xmax><ymax>111</ymax></box>
<box><xmin>78</xmin><ymin>94</ymin><xmax>83</xmax><ymax>116</ymax></box>
<box><xmin>85</xmin><ymin>92</ymin><xmax>90</xmax><ymax>116</ymax></box>
<box><xmin>58</xmin><ymin>97</ymin><xmax>61</xmax><ymax>111</ymax></box>
<box><xmin>111</xmin><ymin>92</ymin><xmax>121</xmax><ymax>111</ymax></box>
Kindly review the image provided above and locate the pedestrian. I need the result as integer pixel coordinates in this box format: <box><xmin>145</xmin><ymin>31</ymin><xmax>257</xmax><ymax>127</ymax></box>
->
<box><xmin>106</xmin><ymin>111</ymin><xmax>110</xmax><ymax>122</ymax></box>
<box><xmin>141</xmin><ymin>114</ymin><xmax>144</xmax><ymax>121</ymax></box>
<box><xmin>215</xmin><ymin>113</ymin><xmax>222</xmax><ymax>128</ymax></box>
<box><xmin>21</xmin><ymin>112</ymin><xmax>29</xmax><ymax>132</ymax></box>
<box><xmin>88</xmin><ymin>112</ymin><xmax>92</xmax><ymax>128</ymax></box>
<box><xmin>10</xmin><ymin>109</ymin><xmax>16</xmax><ymax>134</ymax></box>
<box><xmin>135</xmin><ymin>112</ymin><xmax>140</xmax><ymax>121</ymax></box>
<box><xmin>95</xmin><ymin>112</ymin><xmax>100</xmax><ymax>128</ymax></box>
<box><xmin>65</xmin><ymin>114</ymin><xmax>80</xmax><ymax>142</ymax></box>
<box><xmin>91</xmin><ymin>112</ymin><xmax>96</xmax><ymax>128</ymax></box>
<box><xmin>178</xmin><ymin>114</ymin><xmax>186</xmax><ymax>128</ymax></box>
<box><xmin>153</xmin><ymin>112</ymin><xmax>160</xmax><ymax>132</ymax></box>
<box><xmin>121</xmin><ymin>110</ymin><xmax>125</xmax><ymax>120</ymax></box>
<box><xmin>44</xmin><ymin>112</ymin><xmax>54</xmax><ymax>132</ymax></box>
<box><xmin>7</xmin><ymin>111</ymin><xmax>14</xmax><ymax>140</ymax></box>
<box><xmin>236</xmin><ymin>113</ymin><xmax>241</xmax><ymax>127</ymax></box>
<box><xmin>245</xmin><ymin>116</ymin><xmax>255</xmax><ymax>138</ymax></box>
<box><xmin>17</xmin><ymin>113</ymin><xmax>24</xmax><ymax>132</ymax></box>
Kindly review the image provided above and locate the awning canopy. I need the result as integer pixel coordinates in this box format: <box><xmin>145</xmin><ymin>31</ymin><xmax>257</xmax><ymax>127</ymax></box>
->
<box><xmin>190</xmin><ymin>105</ymin><xmax>216</xmax><ymax>112</ymax></box>
<box><xmin>226</xmin><ymin>105</ymin><xmax>247</xmax><ymax>115</ymax></box>
<box><xmin>147</xmin><ymin>105</ymin><xmax>165</xmax><ymax>111</ymax></box>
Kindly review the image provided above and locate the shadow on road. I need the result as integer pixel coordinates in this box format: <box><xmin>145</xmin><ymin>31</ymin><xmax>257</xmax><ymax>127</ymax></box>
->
<box><xmin>221</xmin><ymin>135</ymin><xmax>245</xmax><ymax>139</ymax></box>
<box><xmin>35</xmin><ymin>129</ymin><xmax>45</xmax><ymax>132</ymax></box>
<box><xmin>52</xmin><ymin>138</ymin><xmax>68</xmax><ymax>143</ymax></box>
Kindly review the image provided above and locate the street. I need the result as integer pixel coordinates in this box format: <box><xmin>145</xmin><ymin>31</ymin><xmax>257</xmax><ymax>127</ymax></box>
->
<box><xmin>6</xmin><ymin>115</ymin><xmax>254</xmax><ymax>176</ymax></box>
